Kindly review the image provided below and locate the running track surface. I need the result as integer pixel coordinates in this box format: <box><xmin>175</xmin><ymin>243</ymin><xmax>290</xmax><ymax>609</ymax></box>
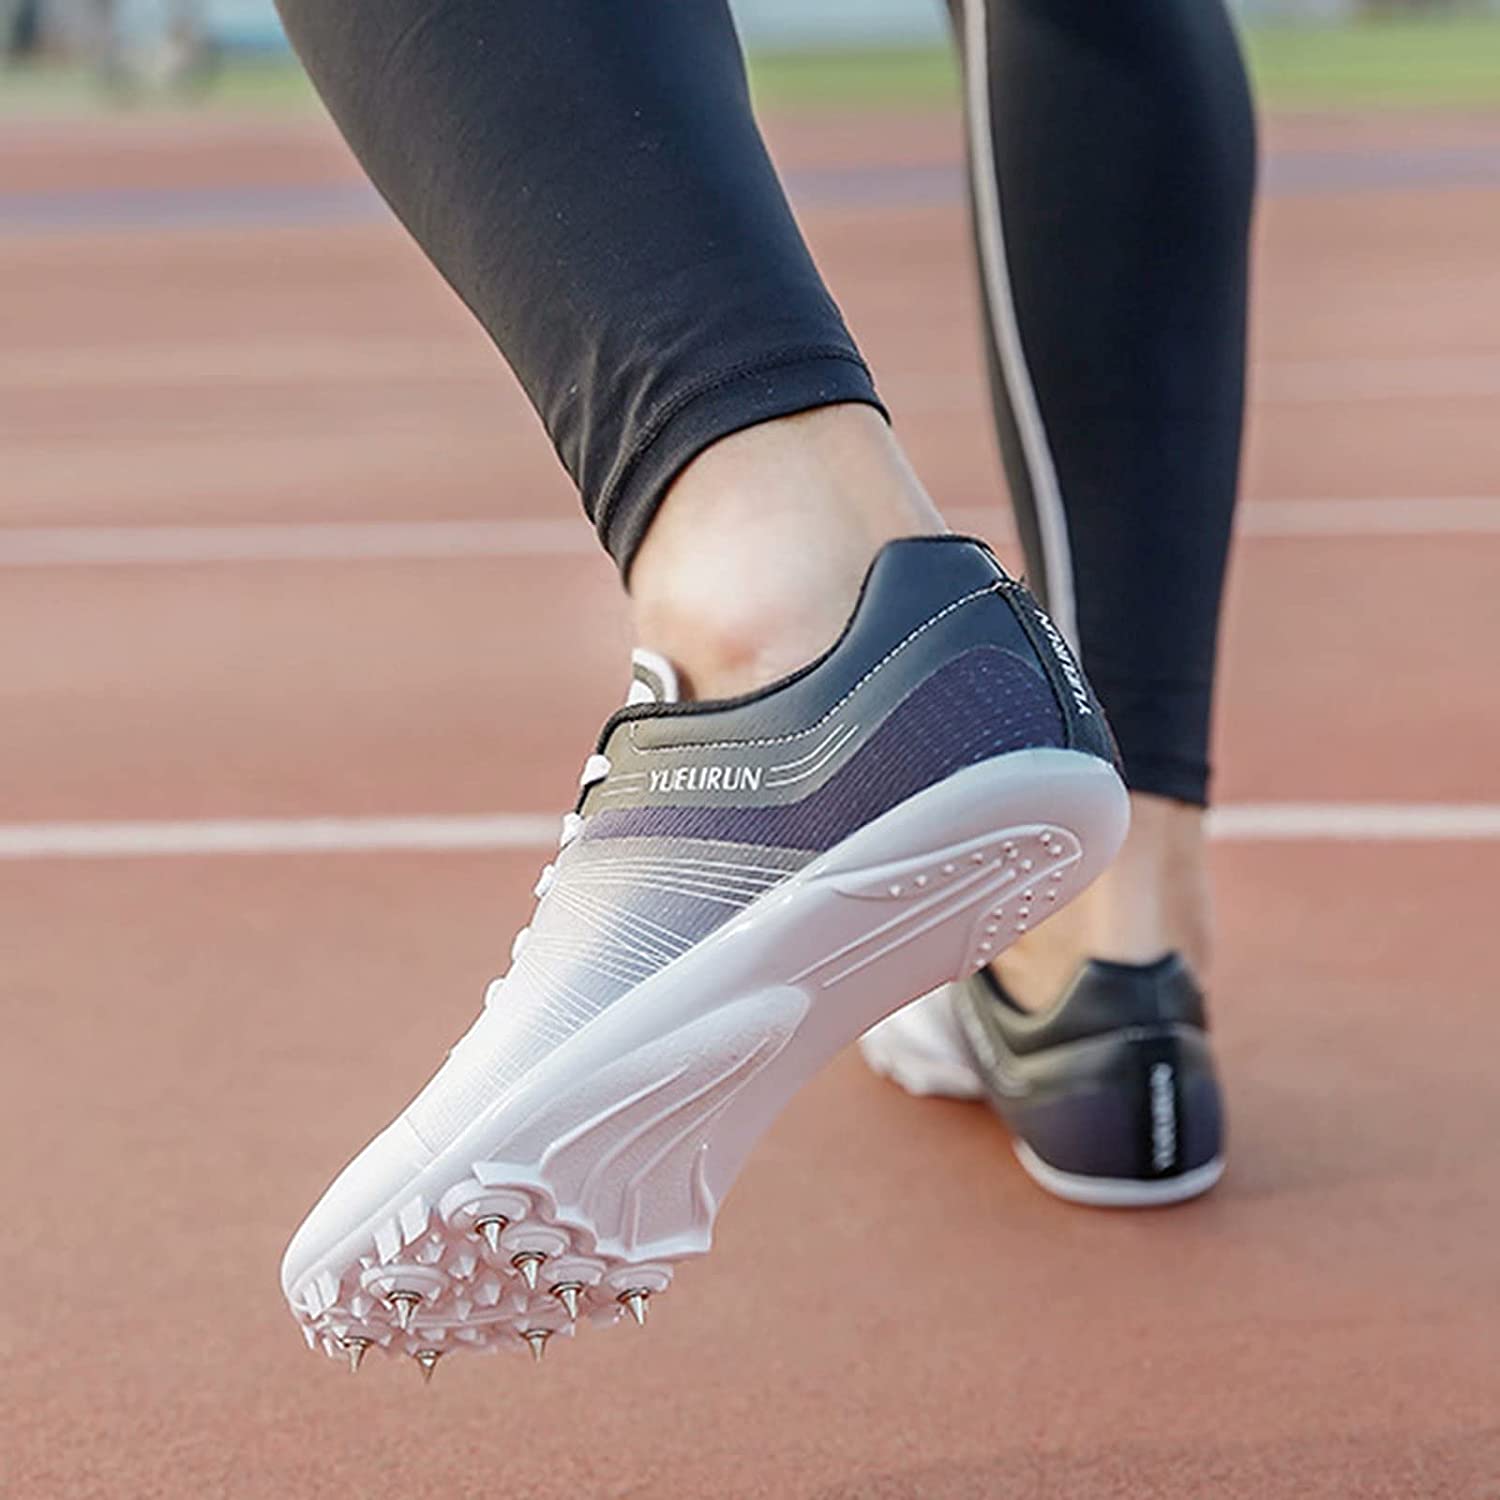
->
<box><xmin>4</xmin><ymin>106</ymin><xmax>1499</xmax><ymax>1499</ymax></box>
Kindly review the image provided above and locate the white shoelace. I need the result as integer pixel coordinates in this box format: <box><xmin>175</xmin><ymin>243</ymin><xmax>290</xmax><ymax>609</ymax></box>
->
<box><xmin>483</xmin><ymin>752</ymin><xmax>612</xmax><ymax>1007</ymax></box>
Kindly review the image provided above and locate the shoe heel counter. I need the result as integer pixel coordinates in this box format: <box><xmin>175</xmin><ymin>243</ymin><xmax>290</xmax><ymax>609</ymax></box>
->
<box><xmin>1001</xmin><ymin>1024</ymin><xmax>1223</xmax><ymax>1186</ymax></box>
<box><xmin>1124</xmin><ymin>1027</ymin><xmax>1223</xmax><ymax>1182</ymax></box>
<box><xmin>995</xmin><ymin>580</ymin><xmax>1121</xmax><ymax>772</ymax></box>
<box><xmin>800</xmin><ymin>536</ymin><xmax>1078</xmax><ymax>769</ymax></box>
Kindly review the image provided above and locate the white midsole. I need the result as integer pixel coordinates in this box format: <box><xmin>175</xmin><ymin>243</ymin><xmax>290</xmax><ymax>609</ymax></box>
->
<box><xmin>1013</xmin><ymin>1142</ymin><xmax>1226</xmax><ymax>1208</ymax></box>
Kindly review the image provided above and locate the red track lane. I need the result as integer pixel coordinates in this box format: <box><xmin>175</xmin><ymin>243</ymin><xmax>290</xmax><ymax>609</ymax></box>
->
<box><xmin>3</xmin><ymin>104</ymin><xmax>1498</xmax><ymax>1499</ymax></box>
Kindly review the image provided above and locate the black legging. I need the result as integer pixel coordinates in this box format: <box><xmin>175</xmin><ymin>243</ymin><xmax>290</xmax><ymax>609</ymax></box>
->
<box><xmin>272</xmin><ymin>0</ymin><xmax>1255</xmax><ymax>807</ymax></box>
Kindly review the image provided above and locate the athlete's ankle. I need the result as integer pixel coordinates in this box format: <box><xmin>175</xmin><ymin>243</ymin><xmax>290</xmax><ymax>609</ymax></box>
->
<box><xmin>1087</xmin><ymin>792</ymin><xmax>1211</xmax><ymax>970</ymax></box>
<box><xmin>993</xmin><ymin>792</ymin><xmax>1212</xmax><ymax>1008</ymax></box>
<box><xmin>628</xmin><ymin>405</ymin><xmax>945</xmax><ymax>698</ymax></box>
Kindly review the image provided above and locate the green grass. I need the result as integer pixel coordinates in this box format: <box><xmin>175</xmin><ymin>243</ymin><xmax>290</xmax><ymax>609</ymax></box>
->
<box><xmin>1243</xmin><ymin>17</ymin><xmax>1500</xmax><ymax>108</ymax></box>
<box><xmin>747</xmin><ymin>46</ymin><xmax>959</xmax><ymax>111</ymax></box>
<box><xmin>746</xmin><ymin>17</ymin><xmax>1500</xmax><ymax>112</ymax></box>
<box><xmin>0</xmin><ymin>47</ymin><xmax>955</xmax><ymax>118</ymax></box>
<box><xmin>0</xmin><ymin>54</ymin><xmax>316</xmax><ymax>113</ymax></box>
<box><xmin>4</xmin><ymin>16</ymin><xmax>1499</xmax><ymax>119</ymax></box>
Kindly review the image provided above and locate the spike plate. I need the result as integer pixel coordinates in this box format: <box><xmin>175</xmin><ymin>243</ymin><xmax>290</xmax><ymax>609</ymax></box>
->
<box><xmin>281</xmin><ymin>761</ymin><xmax>1127</xmax><ymax>1373</ymax></box>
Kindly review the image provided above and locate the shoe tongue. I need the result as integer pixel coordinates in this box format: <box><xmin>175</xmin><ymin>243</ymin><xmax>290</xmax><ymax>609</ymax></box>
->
<box><xmin>626</xmin><ymin>648</ymin><xmax>681</xmax><ymax>706</ymax></box>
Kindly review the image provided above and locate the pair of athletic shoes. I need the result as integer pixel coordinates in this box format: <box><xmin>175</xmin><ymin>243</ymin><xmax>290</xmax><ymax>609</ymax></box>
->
<box><xmin>281</xmin><ymin>537</ymin><xmax>1223</xmax><ymax>1374</ymax></box>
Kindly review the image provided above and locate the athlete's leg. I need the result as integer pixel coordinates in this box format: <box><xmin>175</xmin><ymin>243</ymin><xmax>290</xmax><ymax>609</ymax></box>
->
<box><xmin>861</xmin><ymin>0</ymin><xmax>1251</xmax><ymax>1198</ymax></box>
<box><xmin>275</xmin><ymin>0</ymin><xmax>1131</xmax><ymax>1362</ymax></box>
<box><xmin>952</xmin><ymin>0</ymin><xmax>1256</xmax><ymax>994</ymax></box>
<box><xmin>274</xmin><ymin>0</ymin><xmax>941</xmax><ymax>698</ymax></box>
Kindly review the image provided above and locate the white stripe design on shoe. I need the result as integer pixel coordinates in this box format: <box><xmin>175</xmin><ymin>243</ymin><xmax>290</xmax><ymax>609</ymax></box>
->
<box><xmin>765</xmin><ymin>723</ymin><xmax>861</xmax><ymax>787</ymax></box>
<box><xmin>544</xmin><ymin>884</ymin><xmax>694</xmax><ymax>970</ymax></box>
<box><xmin>1013</xmin><ymin>1142</ymin><xmax>1226</xmax><ymax>1208</ymax></box>
<box><xmin>957</xmin><ymin>0</ymin><xmax>1079</xmax><ymax>650</ymax></box>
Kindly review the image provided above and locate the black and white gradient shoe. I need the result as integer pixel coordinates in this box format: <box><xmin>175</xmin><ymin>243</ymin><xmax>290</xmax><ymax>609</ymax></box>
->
<box><xmin>281</xmin><ymin>536</ymin><xmax>1128</xmax><ymax>1370</ymax></box>
<box><xmin>861</xmin><ymin>954</ymin><xmax>1226</xmax><ymax>1207</ymax></box>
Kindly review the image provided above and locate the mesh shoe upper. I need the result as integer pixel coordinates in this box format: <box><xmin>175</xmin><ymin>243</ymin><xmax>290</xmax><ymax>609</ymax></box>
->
<box><xmin>403</xmin><ymin>537</ymin><xmax>1103</xmax><ymax>1152</ymax></box>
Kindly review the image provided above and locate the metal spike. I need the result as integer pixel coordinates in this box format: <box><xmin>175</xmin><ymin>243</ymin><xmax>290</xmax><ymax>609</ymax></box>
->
<box><xmin>474</xmin><ymin>1216</ymin><xmax>507</xmax><ymax>1255</ymax></box>
<box><xmin>522</xmin><ymin>1329</ymin><xmax>550</xmax><ymax>1364</ymax></box>
<box><xmin>343</xmin><ymin>1337</ymin><xmax>372</xmax><ymax>1375</ymax></box>
<box><xmin>388</xmin><ymin>1290</ymin><xmax>422</xmax><ymax>1331</ymax></box>
<box><xmin>620</xmin><ymin>1290</ymin><xmax>649</xmax><ymax>1327</ymax></box>
<box><xmin>552</xmin><ymin>1283</ymin><xmax>582</xmax><ymax>1321</ymax></box>
<box><xmin>512</xmin><ymin>1252</ymin><xmax>544</xmax><ymax>1290</ymax></box>
<box><xmin>414</xmin><ymin>1349</ymin><xmax>442</xmax><ymax>1384</ymax></box>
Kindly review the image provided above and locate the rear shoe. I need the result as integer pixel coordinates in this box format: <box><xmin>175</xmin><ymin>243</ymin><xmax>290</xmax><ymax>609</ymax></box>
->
<box><xmin>862</xmin><ymin>955</ymin><xmax>1226</xmax><ymax>1207</ymax></box>
<box><xmin>281</xmin><ymin>535</ymin><xmax>1128</xmax><ymax>1370</ymax></box>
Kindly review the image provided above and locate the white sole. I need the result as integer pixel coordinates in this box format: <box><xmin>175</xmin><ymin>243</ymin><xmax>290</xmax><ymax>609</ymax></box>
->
<box><xmin>1014</xmin><ymin>1142</ymin><xmax>1226</xmax><ymax>1208</ymax></box>
<box><xmin>858</xmin><ymin>988</ymin><xmax>984</xmax><ymax>1099</ymax></box>
<box><xmin>285</xmin><ymin>748</ymin><xmax>1128</xmax><ymax>1362</ymax></box>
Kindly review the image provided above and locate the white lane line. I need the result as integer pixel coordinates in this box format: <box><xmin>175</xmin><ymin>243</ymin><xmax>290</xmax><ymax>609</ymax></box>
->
<box><xmin>954</xmin><ymin>497</ymin><xmax>1500</xmax><ymax>540</ymax></box>
<box><xmin>1232</xmin><ymin>497</ymin><xmax>1500</xmax><ymax>537</ymax></box>
<box><xmin>3</xmin><ymin>498</ymin><xmax>1499</xmax><ymax>568</ymax></box>
<box><xmin>1209</xmin><ymin>804</ymin><xmax>1500</xmax><ymax>842</ymax></box>
<box><xmin>1</xmin><ymin>804</ymin><xmax>1497</xmax><ymax>861</ymax></box>
<box><xmin>1256</xmin><ymin>354</ymin><xmax>1500</xmax><ymax>404</ymax></box>
<box><xmin>0</xmin><ymin>338</ymin><xmax>497</xmax><ymax>391</ymax></box>
<box><xmin>0</xmin><ymin>814</ymin><xmax>562</xmax><ymax>860</ymax></box>
<box><xmin>10</xmin><ymin>344</ymin><xmax>1500</xmax><ymax>402</ymax></box>
<box><xmin>0</xmin><ymin>519</ymin><xmax>593</xmax><ymax>565</ymax></box>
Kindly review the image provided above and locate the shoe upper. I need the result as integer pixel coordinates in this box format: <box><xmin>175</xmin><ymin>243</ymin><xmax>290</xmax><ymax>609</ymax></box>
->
<box><xmin>397</xmin><ymin>537</ymin><xmax>1109</xmax><ymax>1155</ymax></box>
<box><xmin>965</xmin><ymin>953</ymin><xmax>1210</xmax><ymax>1055</ymax></box>
<box><xmin>284</xmin><ymin>536</ymin><xmax>1113</xmax><ymax>1292</ymax></box>
<box><xmin>580</xmin><ymin>534</ymin><xmax>1114</xmax><ymax>847</ymax></box>
<box><xmin>952</xmin><ymin>954</ymin><xmax>1224</xmax><ymax>1182</ymax></box>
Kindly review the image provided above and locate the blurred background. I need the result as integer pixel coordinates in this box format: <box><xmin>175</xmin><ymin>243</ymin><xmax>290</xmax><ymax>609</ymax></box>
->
<box><xmin>4</xmin><ymin>4</ymin><xmax>1499</xmax><ymax>1499</ymax></box>
<box><xmin>5</xmin><ymin>0</ymin><xmax>1500</xmax><ymax>104</ymax></box>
